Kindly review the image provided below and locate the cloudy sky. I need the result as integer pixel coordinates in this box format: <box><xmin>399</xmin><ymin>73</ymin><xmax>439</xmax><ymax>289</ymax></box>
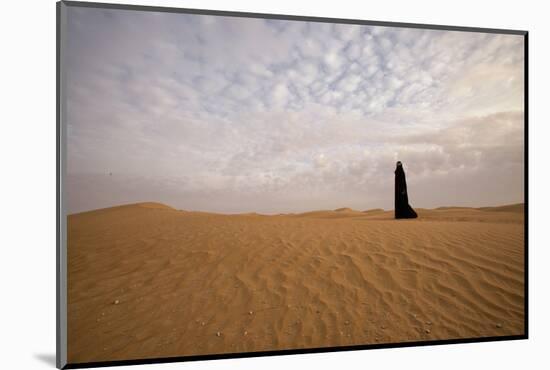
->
<box><xmin>65</xmin><ymin>6</ymin><xmax>525</xmax><ymax>214</ymax></box>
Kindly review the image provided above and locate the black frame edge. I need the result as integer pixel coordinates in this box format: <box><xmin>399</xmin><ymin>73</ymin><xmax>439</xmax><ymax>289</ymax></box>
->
<box><xmin>64</xmin><ymin>335</ymin><xmax>527</xmax><ymax>369</ymax></box>
<box><xmin>61</xmin><ymin>0</ymin><xmax>527</xmax><ymax>35</ymax></box>
<box><xmin>56</xmin><ymin>2</ymin><xmax>61</xmax><ymax>368</ymax></box>
<box><xmin>57</xmin><ymin>1</ymin><xmax>68</xmax><ymax>369</ymax></box>
<box><xmin>523</xmin><ymin>32</ymin><xmax>529</xmax><ymax>339</ymax></box>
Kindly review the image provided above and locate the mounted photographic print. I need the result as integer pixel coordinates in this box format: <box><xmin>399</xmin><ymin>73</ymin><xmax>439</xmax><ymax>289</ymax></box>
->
<box><xmin>56</xmin><ymin>1</ymin><xmax>528</xmax><ymax>368</ymax></box>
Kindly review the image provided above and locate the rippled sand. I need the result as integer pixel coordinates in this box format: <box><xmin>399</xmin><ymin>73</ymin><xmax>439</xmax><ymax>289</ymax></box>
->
<box><xmin>67</xmin><ymin>202</ymin><xmax>525</xmax><ymax>363</ymax></box>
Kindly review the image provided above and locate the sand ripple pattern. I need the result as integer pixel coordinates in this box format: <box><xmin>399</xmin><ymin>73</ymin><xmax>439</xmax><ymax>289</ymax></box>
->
<box><xmin>67</xmin><ymin>203</ymin><xmax>525</xmax><ymax>363</ymax></box>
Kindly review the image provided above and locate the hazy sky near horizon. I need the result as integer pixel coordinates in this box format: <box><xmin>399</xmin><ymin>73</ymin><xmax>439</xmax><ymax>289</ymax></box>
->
<box><xmin>65</xmin><ymin>7</ymin><xmax>525</xmax><ymax>214</ymax></box>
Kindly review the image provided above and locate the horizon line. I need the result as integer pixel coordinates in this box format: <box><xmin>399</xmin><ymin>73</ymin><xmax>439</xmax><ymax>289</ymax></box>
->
<box><xmin>68</xmin><ymin>201</ymin><xmax>525</xmax><ymax>217</ymax></box>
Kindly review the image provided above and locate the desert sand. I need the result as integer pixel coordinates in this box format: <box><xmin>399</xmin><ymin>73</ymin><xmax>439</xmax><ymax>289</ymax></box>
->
<box><xmin>67</xmin><ymin>202</ymin><xmax>525</xmax><ymax>363</ymax></box>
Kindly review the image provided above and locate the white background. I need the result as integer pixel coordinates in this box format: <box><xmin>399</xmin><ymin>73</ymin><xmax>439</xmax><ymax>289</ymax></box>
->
<box><xmin>1</xmin><ymin>0</ymin><xmax>548</xmax><ymax>369</ymax></box>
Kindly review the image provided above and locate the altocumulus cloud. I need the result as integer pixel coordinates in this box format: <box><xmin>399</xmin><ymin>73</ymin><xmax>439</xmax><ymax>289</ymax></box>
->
<box><xmin>65</xmin><ymin>7</ymin><xmax>525</xmax><ymax>214</ymax></box>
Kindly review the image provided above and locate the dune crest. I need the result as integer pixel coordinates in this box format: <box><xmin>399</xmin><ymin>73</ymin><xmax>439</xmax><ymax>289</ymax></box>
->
<box><xmin>135</xmin><ymin>202</ymin><xmax>175</xmax><ymax>210</ymax></box>
<box><xmin>363</xmin><ymin>208</ymin><xmax>385</xmax><ymax>213</ymax></box>
<box><xmin>478</xmin><ymin>203</ymin><xmax>524</xmax><ymax>213</ymax></box>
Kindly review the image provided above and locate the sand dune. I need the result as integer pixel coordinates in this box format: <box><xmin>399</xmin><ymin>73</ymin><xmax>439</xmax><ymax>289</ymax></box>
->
<box><xmin>363</xmin><ymin>208</ymin><xmax>385</xmax><ymax>213</ymax></box>
<box><xmin>478</xmin><ymin>203</ymin><xmax>524</xmax><ymax>213</ymax></box>
<box><xmin>67</xmin><ymin>202</ymin><xmax>525</xmax><ymax>363</ymax></box>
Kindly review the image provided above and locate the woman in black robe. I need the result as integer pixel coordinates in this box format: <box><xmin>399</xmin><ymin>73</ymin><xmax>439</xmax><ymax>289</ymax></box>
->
<box><xmin>394</xmin><ymin>161</ymin><xmax>418</xmax><ymax>219</ymax></box>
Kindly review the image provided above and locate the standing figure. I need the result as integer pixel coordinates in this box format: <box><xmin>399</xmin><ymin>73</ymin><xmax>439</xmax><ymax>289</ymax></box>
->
<box><xmin>394</xmin><ymin>161</ymin><xmax>418</xmax><ymax>219</ymax></box>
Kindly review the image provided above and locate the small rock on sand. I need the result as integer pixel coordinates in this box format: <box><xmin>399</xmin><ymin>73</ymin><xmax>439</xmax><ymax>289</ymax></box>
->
<box><xmin>216</xmin><ymin>331</ymin><xmax>221</xmax><ymax>337</ymax></box>
<box><xmin>425</xmin><ymin>329</ymin><xmax>431</xmax><ymax>334</ymax></box>
<box><xmin>113</xmin><ymin>300</ymin><xmax>120</xmax><ymax>305</ymax></box>
<box><xmin>496</xmin><ymin>323</ymin><xmax>503</xmax><ymax>328</ymax></box>
<box><xmin>248</xmin><ymin>311</ymin><xmax>253</xmax><ymax>315</ymax></box>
